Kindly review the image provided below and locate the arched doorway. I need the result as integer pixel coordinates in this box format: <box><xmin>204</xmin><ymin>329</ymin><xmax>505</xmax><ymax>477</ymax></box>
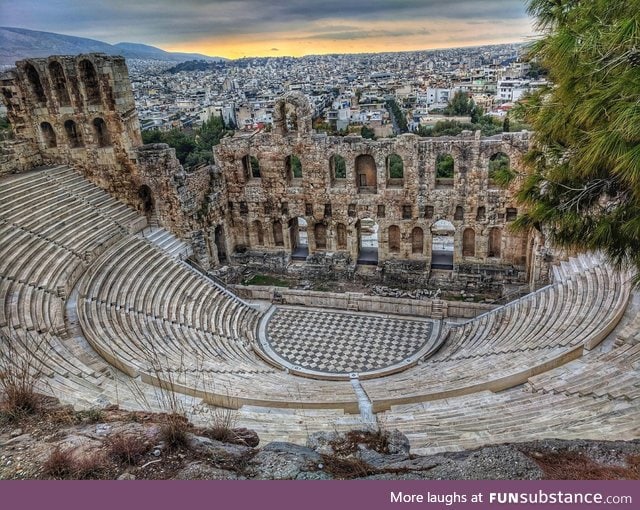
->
<box><xmin>138</xmin><ymin>185</ymin><xmax>154</xmax><ymax>216</ymax></box>
<box><xmin>215</xmin><ymin>225</ymin><xmax>227</xmax><ymax>264</ymax></box>
<box><xmin>289</xmin><ymin>217</ymin><xmax>308</xmax><ymax>260</ymax></box>
<box><xmin>357</xmin><ymin>218</ymin><xmax>378</xmax><ymax>265</ymax></box>
<box><xmin>488</xmin><ymin>227</ymin><xmax>502</xmax><ymax>258</ymax></box>
<box><xmin>431</xmin><ymin>219</ymin><xmax>455</xmax><ymax>270</ymax></box>
<box><xmin>355</xmin><ymin>155</ymin><xmax>377</xmax><ymax>194</ymax></box>
<box><xmin>412</xmin><ymin>227</ymin><xmax>424</xmax><ymax>255</ymax></box>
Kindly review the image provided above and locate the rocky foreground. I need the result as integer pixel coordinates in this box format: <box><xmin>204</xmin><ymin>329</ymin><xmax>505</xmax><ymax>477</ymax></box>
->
<box><xmin>1</xmin><ymin>398</ymin><xmax>639</xmax><ymax>480</ymax></box>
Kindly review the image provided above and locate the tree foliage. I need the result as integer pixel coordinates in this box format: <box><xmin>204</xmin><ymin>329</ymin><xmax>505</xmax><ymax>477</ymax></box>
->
<box><xmin>360</xmin><ymin>125</ymin><xmax>376</xmax><ymax>140</ymax></box>
<box><xmin>417</xmin><ymin>115</ymin><xmax>503</xmax><ymax>137</ymax></box>
<box><xmin>141</xmin><ymin>115</ymin><xmax>229</xmax><ymax>169</ymax></box>
<box><xmin>386</xmin><ymin>99</ymin><xmax>408</xmax><ymax>133</ymax></box>
<box><xmin>514</xmin><ymin>0</ymin><xmax>640</xmax><ymax>278</ymax></box>
<box><xmin>444</xmin><ymin>91</ymin><xmax>476</xmax><ymax>116</ymax></box>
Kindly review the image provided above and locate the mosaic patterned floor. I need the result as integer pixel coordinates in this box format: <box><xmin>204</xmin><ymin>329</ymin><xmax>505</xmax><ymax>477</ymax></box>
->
<box><xmin>265</xmin><ymin>307</ymin><xmax>434</xmax><ymax>374</ymax></box>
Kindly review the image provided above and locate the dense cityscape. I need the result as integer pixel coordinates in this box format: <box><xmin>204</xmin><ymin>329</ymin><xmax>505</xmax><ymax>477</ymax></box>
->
<box><xmin>128</xmin><ymin>42</ymin><xmax>547</xmax><ymax>137</ymax></box>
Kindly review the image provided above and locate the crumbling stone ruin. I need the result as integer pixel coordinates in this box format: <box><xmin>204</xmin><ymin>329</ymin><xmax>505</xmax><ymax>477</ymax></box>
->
<box><xmin>1</xmin><ymin>55</ymin><xmax>638</xmax><ymax>458</ymax></box>
<box><xmin>1</xmin><ymin>55</ymin><xmax>549</xmax><ymax>288</ymax></box>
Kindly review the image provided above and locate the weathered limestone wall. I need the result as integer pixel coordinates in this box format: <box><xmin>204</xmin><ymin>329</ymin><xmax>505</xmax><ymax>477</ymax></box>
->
<box><xmin>231</xmin><ymin>284</ymin><xmax>495</xmax><ymax>319</ymax></box>
<box><xmin>215</xmin><ymin>94</ymin><xmax>536</xmax><ymax>284</ymax></box>
<box><xmin>0</xmin><ymin>139</ymin><xmax>43</xmax><ymax>176</ymax></box>
<box><xmin>0</xmin><ymin>54</ymin><xmax>230</xmax><ymax>270</ymax></box>
<box><xmin>0</xmin><ymin>54</ymin><xmax>141</xmax><ymax>201</ymax></box>
<box><xmin>1</xmin><ymin>55</ymin><xmax>551</xmax><ymax>287</ymax></box>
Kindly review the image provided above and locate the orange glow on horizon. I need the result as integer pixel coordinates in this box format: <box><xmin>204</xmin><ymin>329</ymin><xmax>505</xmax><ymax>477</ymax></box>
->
<box><xmin>158</xmin><ymin>19</ymin><xmax>535</xmax><ymax>59</ymax></box>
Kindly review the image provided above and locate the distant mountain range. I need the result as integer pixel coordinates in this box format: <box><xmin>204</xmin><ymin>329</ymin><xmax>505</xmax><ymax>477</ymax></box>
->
<box><xmin>0</xmin><ymin>27</ymin><xmax>227</xmax><ymax>66</ymax></box>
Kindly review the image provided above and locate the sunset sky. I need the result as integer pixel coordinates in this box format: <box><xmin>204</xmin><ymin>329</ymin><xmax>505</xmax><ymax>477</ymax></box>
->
<box><xmin>1</xmin><ymin>1</ymin><xmax>536</xmax><ymax>59</ymax></box>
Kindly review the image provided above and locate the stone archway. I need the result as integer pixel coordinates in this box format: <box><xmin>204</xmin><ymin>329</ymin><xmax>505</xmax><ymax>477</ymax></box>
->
<box><xmin>431</xmin><ymin>219</ymin><xmax>455</xmax><ymax>270</ymax></box>
<box><xmin>215</xmin><ymin>224</ymin><xmax>227</xmax><ymax>264</ymax></box>
<box><xmin>289</xmin><ymin>217</ymin><xmax>308</xmax><ymax>260</ymax></box>
<box><xmin>138</xmin><ymin>185</ymin><xmax>154</xmax><ymax>216</ymax></box>
<box><xmin>357</xmin><ymin>218</ymin><xmax>378</xmax><ymax>265</ymax></box>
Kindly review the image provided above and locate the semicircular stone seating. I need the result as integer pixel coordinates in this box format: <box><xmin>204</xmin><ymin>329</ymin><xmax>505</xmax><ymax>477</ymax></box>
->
<box><xmin>1</xmin><ymin>165</ymin><xmax>638</xmax><ymax>452</ymax></box>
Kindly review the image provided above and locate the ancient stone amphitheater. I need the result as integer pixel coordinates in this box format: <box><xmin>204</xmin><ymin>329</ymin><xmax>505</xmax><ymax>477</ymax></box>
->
<box><xmin>1</xmin><ymin>164</ymin><xmax>639</xmax><ymax>453</ymax></box>
<box><xmin>1</xmin><ymin>54</ymin><xmax>639</xmax><ymax>455</ymax></box>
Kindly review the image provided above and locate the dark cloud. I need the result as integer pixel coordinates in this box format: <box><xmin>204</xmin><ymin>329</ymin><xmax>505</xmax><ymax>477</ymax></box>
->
<box><xmin>305</xmin><ymin>28</ymin><xmax>431</xmax><ymax>41</ymax></box>
<box><xmin>0</xmin><ymin>0</ymin><xmax>530</xmax><ymax>47</ymax></box>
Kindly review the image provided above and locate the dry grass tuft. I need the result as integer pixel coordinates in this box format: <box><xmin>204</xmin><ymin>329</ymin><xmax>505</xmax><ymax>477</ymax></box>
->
<box><xmin>529</xmin><ymin>451</ymin><xmax>640</xmax><ymax>480</ymax></box>
<box><xmin>107</xmin><ymin>434</ymin><xmax>150</xmax><ymax>465</ymax></box>
<box><xmin>320</xmin><ymin>453</ymin><xmax>377</xmax><ymax>479</ymax></box>
<box><xmin>159</xmin><ymin>412</ymin><xmax>191</xmax><ymax>451</ymax></box>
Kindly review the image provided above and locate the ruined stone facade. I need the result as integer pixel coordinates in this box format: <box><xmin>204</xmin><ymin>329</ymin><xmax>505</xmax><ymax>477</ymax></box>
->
<box><xmin>214</xmin><ymin>92</ymin><xmax>545</xmax><ymax>287</ymax></box>
<box><xmin>0</xmin><ymin>54</ymin><xmax>223</xmax><ymax>269</ymax></box>
<box><xmin>1</xmin><ymin>57</ymin><xmax>550</xmax><ymax>287</ymax></box>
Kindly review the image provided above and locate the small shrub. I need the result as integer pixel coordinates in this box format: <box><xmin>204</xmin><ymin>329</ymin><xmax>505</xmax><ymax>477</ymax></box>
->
<box><xmin>107</xmin><ymin>434</ymin><xmax>149</xmax><ymax>465</ymax></box>
<box><xmin>73</xmin><ymin>453</ymin><xmax>110</xmax><ymax>480</ymax></box>
<box><xmin>529</xmin><ymin>451</ymin><xmax>640</xmax><ymax>480</ymax></box>
<box><xmin>74</xmin><ymin>408</ymin><xmax>104</xmax><ymax>424</ymax></box>
<box><xmin>320</xmin><ymin>454</ymin><xmax>377</xmax><ymax>479</ymax></box>
<box><xmin>159</xmin><ymin>413</ymin><xmax>190</xmax><ymax>450</ymax></box>
<box><xmin>329</xmin><ymin>429</ymin><xmax>390</xmax><ymax>456</ymax></box>
<box><xmin>203</xmin><ymin>407</ymin><xmax>237</xmax><ymax>443</ymax></box>
<box><xmin>43</xmin><ymin>447</ymin><xmax>110</xmax><ymax>479</ymax></box>
<box><xmin>0</xmin><ymin>332</ymin><xmax>45</xmax><ymax>423</ymax></box>
<box><xmin>42</xmin><ymin>447</ymin><xmax>75</xmax><ymax>479</ymax></box>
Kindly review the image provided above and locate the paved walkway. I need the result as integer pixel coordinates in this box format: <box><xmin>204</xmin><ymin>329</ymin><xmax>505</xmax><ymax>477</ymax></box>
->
<box><xmin>265</xmin><ymin>307</ymin><xmax>434</xmax><ymax>374</ymax></box>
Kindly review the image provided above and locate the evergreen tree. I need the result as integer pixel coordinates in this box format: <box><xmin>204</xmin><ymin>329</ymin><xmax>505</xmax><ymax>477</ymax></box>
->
<box><xmin>514</xmin><ymin>0</ymin><xmax>640</xmax><ymax>279</ymax></box>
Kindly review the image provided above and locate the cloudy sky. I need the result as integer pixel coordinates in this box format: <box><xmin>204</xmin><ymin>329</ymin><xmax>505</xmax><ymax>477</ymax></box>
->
<box><xmin>1</xmin><ymin>0</ymin><xmax>536</xmax><ymax>58</ymax></box>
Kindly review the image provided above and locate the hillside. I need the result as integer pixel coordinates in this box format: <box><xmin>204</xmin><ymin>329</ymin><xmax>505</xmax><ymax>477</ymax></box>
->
<box><xmin>0</xmin><ymin>27</ymin><xmax>226</xmax><ymax>66</ymax></box>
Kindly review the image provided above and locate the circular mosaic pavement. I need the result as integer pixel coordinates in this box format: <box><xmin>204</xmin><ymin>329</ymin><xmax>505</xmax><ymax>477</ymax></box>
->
<box><xmin>265</xmin><ymin>307</ymin><xmax>434</xmax><ymax>375</ymax></box>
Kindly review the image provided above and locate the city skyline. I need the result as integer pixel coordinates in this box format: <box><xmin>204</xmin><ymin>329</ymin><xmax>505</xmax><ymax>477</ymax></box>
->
<box><xmin>1</xmin><ymin>0</ymin><xmax>536</xmax><ymax>59</ymax></box>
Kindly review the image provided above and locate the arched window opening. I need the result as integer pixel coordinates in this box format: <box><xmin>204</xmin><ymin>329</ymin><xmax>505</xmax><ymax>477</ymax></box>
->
<box><xmin>40</xmin><ymin>122</ymin><xmax>57</xmax><ymax>148</ymax></box>
<box><xmin>92</xmin><ymin>118</ymin><xmax>111</xmax><ymax>147</ymax></box>
<box><xmin>489</xmin><ymin>152</ymin><xmax>510</xmax><ymax>188</ymax></box>
<box><xmin>242</xmin><ymin>155</ymin><xmax>261</xmax><ymax>179</ymax></box>
<box><xmin>64</xmin><ymin>119</ymin><xmax>83</xmax><ymax>148</ymax></box>
<box><xmin>388</xmin><ymin>225</ymin><xmax>401</xmax><ymax>253</ymax></box>
<box><xmin>489</xmin><ymin>227</ymin><xmax>502</xmax><ymax>258</ymax></box>
<box><xmin>411</xmin><ymin>227</ymin><xmax>424</xmax><ymax>255</ymax></box>
<box><xmin>79</xmin><ymin>59</ymin><xmax>101</xmax><ymax>105</ymax></box>
<box><xmin>285</xmin><ymin>155</ymin><xmax>302</xmax><ymax>181</ymax></box>
<box><xmin>330</xmin><ymin>154</ymin><xmax>346</xmax><ymax>181</ymax></box>
<box><xmin>48</xmin><ymin>61</ymin><xmax>70</xmax><ymax>106</ymax></box>
<box><xmin>454</xmin><ymin>206</ymin><xmax>464</xmax><ymax>221</ymax></box>
<box><xmin>387</xmin><ymin>153</ymin><xmax>404</xmax><ymax>187</ymax></box>
<box><xmin>336</xmin><ymin>223</ymin><xmax>347</xmax><ymax>250</ymax></box>
<box><xmin>355</xmin><ymin>154</ymin><xmax>377</xmax><ymax>194</ymax></box>
<box><xmin>314</xmin><ymin>223</ymin><xmax>327</xmax><ymax>250</ymax></box>
<box><xmin>283</xmin><ymin>102</ymin><xmax>298</xmax><ymax>133</ymax></box>
<box><xmin>462</xmin><ymin>228</ymin><xmax>476</xmax><ymax>257</ymax></box>
<box><xmin>435</xmin><ymin>153</ymin><xmax>454</xmax><ymax>189</ymax></box>
<box><xmin>476</xmin><ymin>206</ymin><xmax>486</xmax><ymax>221</ymax></box>
<box><xmin>250</xmin><ymin>156</ymin><xmax>260</xmax><ymax>178</ymax></box>
<box><xmin>25</xmin><ymin>63</ymin><xmax>47</xmax><ymax>104</ymax></box>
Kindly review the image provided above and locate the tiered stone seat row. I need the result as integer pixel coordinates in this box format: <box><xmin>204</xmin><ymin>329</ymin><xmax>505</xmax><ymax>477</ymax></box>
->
<box><xmin>76</xmin><ymin>236</ymin><xmax>361</xmax><ymax>410</ymax></box>
<box><xmin>0</xmin><ymin>166</ymin><xmax>148</xmax><ymax>409</ymax></box>
<box><xmin>359</xmin><ymin>260</ymin><xmax>630</xmax><ymax>410</ymax></box>
<box><xmin>379</xmin><ymin>387</ymin><xmax>640</xmax><ymax>455</ymax></box>
<box><xmin>0</xmin><ymin>325</ymin><xmax>118</xmax><ymax>409</ymax></box>
<box><xmin>526</xmin><ymin>342</ymin><xmax>640</xmax><ymax>401</ymax></box>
